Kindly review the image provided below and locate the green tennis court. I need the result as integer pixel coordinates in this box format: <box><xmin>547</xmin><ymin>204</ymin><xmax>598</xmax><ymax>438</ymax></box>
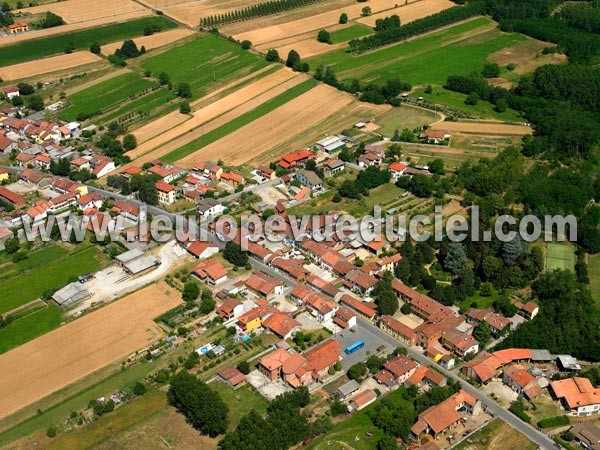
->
<box><xmin>546</xmin><ymin>243</ymin><xmax>575</xmax><ymax>273</ymax></box>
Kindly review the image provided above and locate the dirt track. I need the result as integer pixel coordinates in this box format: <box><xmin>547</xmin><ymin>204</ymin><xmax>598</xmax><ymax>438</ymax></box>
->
<box><xmin>0</xmin><ymin>282</ymin><xmax>180</xmax><ymax>421</ymax></box>
<box><xmin>431</xmin><ymin>121</ymin><xmax>532</xmax><ymax>135</ymax></box>
<box><xmin>176</xmin><ymin>83</ymin><xmax>354</xmax><ymax>167</ymax></box>
<box><xmin>122</xmin><ymin>68</ymin><xmax>302</xmax><ymax>166</ymax></box>
<box><xmin>0</xmin><ymin>51</ymin><xmax>104</xmax><ymax>80</ymax></box>
<box><xmin>101</xmin><ymin>28</ymin><xmax>195</xmax><ymax>55</ymax></box>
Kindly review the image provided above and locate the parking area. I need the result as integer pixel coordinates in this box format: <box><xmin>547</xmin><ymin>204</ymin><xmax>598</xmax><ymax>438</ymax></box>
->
<box><xmin>246</xmin><ymin>369</ymin><xmax>292</xmax><ymax>400</ymax></box>
<box><xmin>333</xmin><ymin>321</ymin><xmax>394</xmax><ymax>370</ymax></box>
<box><xmin>481</xmin><ymin>380</ymin><xmax>518</xmax><ymax>407</ymax></box>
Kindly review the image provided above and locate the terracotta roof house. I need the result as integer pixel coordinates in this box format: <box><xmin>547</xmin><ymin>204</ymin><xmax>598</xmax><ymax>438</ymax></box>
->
<box><xmin>349</xmin><ymin>390</ymin><xmax>377</xmax><ymax>411</ymax></box>
<box><xmin>304</xmin><ymin>292</ymin><xmax>338</xmax><ymax>322</ymax></box>
<box><xmin>278</xmin><ymin>148</ymin><xmax>314</xmax><ymax>170</ymax></box>
<box><xmin>379</xmin><ymin>315</ymin><xmax>417</xmax><ymax>346</ymax></box>
<box><xmin>183</xmin><ymin>240</ymin><xmax>219</xmax><ymax>259</ymax></box>
<box><xmin>411</xmin><ymin>390</ymin><xmax>481</xmax><ymax>438</ymax></box>
<box><xmin>503</xmin><ymin>364</ymin><xmax>542</xmax><ymax>400</ymax></box>
<box><xmin>374</xmin><ymin>355</ymin><xmax>419</xmax><ymax>386</ymax></box>
<box><xmin>305</xmin><ymin>274</ymin><xmax>339</xmax><ymax>298</ymax></box>
<box><xmin>245</xmin><ymin>271</ymin><xmax>284</xmax><ymax>299</ymax></box>
<box><xmin>216</xmin><ymin>297</ymin><xmax>243</xmax><ymax>320</ymax></box>
<box><xmin>262</xmin><ymin>312</ymin><xmax>301</xmax><ymax>339</ymax></box>
<box><xmin>339</xmin><ymin>294</ymin><xmax>377</xmax><ymax>320</ymax></box>
<box><xmin>407</xmin><ymin>365</ymin><xmax>447</xmax><ymax>388</ymax></box>
<box><xmin>0</xmin><ymin>186</ymin><xmax>25</xmax><ymax>208</ymax></box>
<box><xmin>550</xmin><ymin>377</ymin><xmax>600</xmax><ymax>416</ymax></box>
<box><xmin>333</xmin><ymin>307</ymin><xmax>357</xmax><ymax>330</ymax></box>
<box><xmin>192</xmin><ymin>259</ymin><xmax>228</xmax><ymax>285</ymax></box>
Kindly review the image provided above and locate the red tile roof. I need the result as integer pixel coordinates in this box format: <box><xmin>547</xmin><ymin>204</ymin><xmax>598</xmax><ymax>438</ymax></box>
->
<box><xmin>340</xmin><ymin>294</ymin><xmax>376</xmax><ymax>318</ymax></box>
<box><xmin>550</xmin><ymin>377</ymin><xmax>600</xmax><ymax>409</ymax></box>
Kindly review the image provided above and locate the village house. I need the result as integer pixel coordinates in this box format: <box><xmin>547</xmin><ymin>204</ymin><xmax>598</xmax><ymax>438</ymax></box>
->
<box><xmin>0</xmin><ymin>185</ymin><xmax>25</xmax><ymax>208</ymax></box>
<box><xmin>2</xmin><ymin>86</ymin><xmax>20</xmax><ymax>100</ymax></box>
<box><xmin>262</xmin><ymin>312</ymin><xmax>301</xmax><ymax>340</ymax></box>
<box><xmin>461</xmin><ymin>348</ymin><xmax>534</xmax><ymax>384</ymax></box>
<box><xmin>256</xmin><ymin>165</ymin><xmax>276</xmax><ymax>180</ymax></box>
<box><xmin>420</xmin><ymin>129</ymin><xmax>451</xmax><ymax>143</ymax></box>
<box><xmin>348</xmin><ymin>389</ymin><xmax>377</xmax><ymax>411</ymax></box>
<box><xmin>323</xmin><ymin>158</ymin><xmax>345</xmax><ymax>176</ymax></box>
<box><xmin>181</xmin><ymin>239</ymin><xmax>219</xmax><ymax>259</ymax></box>
<box><xmin>379</xmin><ymin>315</ymin><xmax>417</xmax><ymax>346</ymax></box>
<box><xmin>156</xmin><ymin>180</ymin><xmax>176</xmax><ymax>205</ymax></box>
<box><xmin>278</xmin><ymin>148</ymin><xmax>314</xmax><ymax>170</ymax></box>
<box><xmin>192</xmin><ymin>161</ymin><xmax>223</xmax><ymax>180</ymax></box>
<box><xmin>502</xmin><ymin>364</ymin><xmax>542</xmax><ymax>400</ymax></box>
<box><xmin>569</xmin><ymin>422</ymin><xmax>600</xmax><ymax>450</ymax></box>
<box><xmin>295</xmin><ymin>170</ymin><xmax>322</xmax><ymax>191</ymax></box>
<box><xmin>305</xmin><ymin>274</ymin><xmax>339</xmax><ymax>299</ymax></box>
<box><xmin>407</xmin><ymin>365</ymin><xmax>447</xmax><ymax>388</ymax></box>
<box><xmin>192</xmin><ymin>259</ymin><xmax>228</xmax><ymax>286</ymax></box>
<box><xmin>514</xmin><ymin>301</ymin><xmax>539</xmax><ymax>320</ymax></box>
<box><xmin>271</xmin><ymin>257</ymin><xmax>309</xmax><ymax>281</ymax></box>
<box><xmin>220</xmin><ymin>171</ymin><xmax>245</xmax><ymax>188</ymax></box>
<box><xmin>550</xmin><ymin>377</ymin><xmax>600</xmax><ymax>416</ymax></box>
<box><xmin>217</xmin><ymin>297</ymin><xmax>244</xmax><ymax>320</ymax></box>
<box><xmin>333</xmin><ymin>307</ymin><xmax>357</xmax><ymax>330</ymax></box>
<box><xmin>339</xmin><ymin>294</ymin><xmax>377</xmax><ymax>320</ymax></box>
<box><xmin>304</xmin><ymin>292</ymin><xmax>338</xmax><ymax>322</ymax></box>
<box><xmin>441</xmin><ymin>330</ymin><xmax>479</xmax><ymax>358</ymax></box>
<box><xmin>148</xmin><ymin>165</ymin><xmax>186</xmax><ymax>183</ymax></box>
<box><xmin>245</xmin><ymin>271</ymin><xmax>284</xmax><ymax>300</ymax></box>
<box><xmin>236</xmin><ymin>305</ymin><xmax>276</xmax><ymax>333</ymax></box>
<box><xmin>411</xmin><ymin>390</ymin><xmax>481</xmax><ymax>438</ymax></box>
<box><xmin>76</xmin><ymin>193</ymin><xmax>103</xmax><ymax>211</ymax></box>
<box><xmin>111</xmin><ymin>200</ymin><xmax>144</xmax><ymax>223</ymax></box>
<box><xmin>389</xmin><ymin>161</ymin><xmax>407</xmax><ymax>178</ymax></box>
<box><xmin>217</xmin><ymin>366</ymin><xmax>246</xmax><ymax>389</ymax></box>
<box><xmin>196</xmin><ymin>198</ymin><xmax>225</xmax><ymax>218</ymax></box>
<box><xmin>374</xmin><ymin>354</ymin><xmax>419</xmax><ymax>387</ymax></box>
<box><xmin>0</xmin><ymin>136</ymin><xmax>18</xmax><ymax>155</ymax></box>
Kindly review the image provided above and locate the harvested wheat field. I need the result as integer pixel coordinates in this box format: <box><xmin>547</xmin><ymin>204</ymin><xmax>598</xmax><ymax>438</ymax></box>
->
<box><xmin>0</xmin><ymin>282</ymin><xmax>180</xmax><ymax>420</ymax></box>
<box><xmin>233</xmin><ymin>0</ymin><xmax>423</xmax><ymax>48</ymax></box>
<box><xmin>123</xmin><ymin>68</ymin><xmax>301</xmax><ymax>163</ymax></box>
<box><xmin>20</xmin><ymin>0</ymin><xmax>148</xmax><ymax>24</ymax></box>
<box><xmin>101</xmin><ymin>28</ymin><xmax>195</xmax><ymax>55</ymax></box>
<box><xmin>272</xmin><ymin>38</ymin><xmax>347</xmax><ymax>59</ymax></box>
<box><xmin>357</xmin><ymin>0</ymin><xmax>454</xmax><ymax>27</ymax></box>
<box><xmin>0</xmin><ymin>51</ymin><xmax>104</xmax><ymax>80</ymax></box>
<box><xmin>431</xmin><ymin>120</ymin><xmax>532</xmax><ymax>135</ymax></box>
<box><xmin>176</xmin><ymin>83</ymin><xmax>354</xmax><ymax>167</ymax></box>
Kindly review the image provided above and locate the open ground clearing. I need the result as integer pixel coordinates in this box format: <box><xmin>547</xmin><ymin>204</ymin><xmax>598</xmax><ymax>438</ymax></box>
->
<box><xmin>59</xmin><ymin>71</ymin><xmax>155</xmax><ymax>122</ymax></box>
<box><xmin>101</xmin><ymin>28</ymin><xmax>195</xmax><ymax>55</ymax></box>
<box><xmin>489</xmin><ymin>38</ymin><xmax>568</xmax><ymax>76</ymax></box>
<box><xmin>0</xmin><ymin>282</ymin><xmax>181</xmax><ymax>421</ymax></box>
<box><xmin>19</xmin><ymin>0</ymin><xmax>148</xmax><ymax>24</ymax></box>
<box><xmin>0</xmin><ymin>16</ymin><xmax>176</xmax><ymax>65</ymax></box>
<box><xmin>357</xmin><ymin>0</ymin><xmax>455</xmax><ymax>27</ymax></box>
<box><xmin>375</xmin><ymin>105</ymin><xmax>442</xmax><ymax>137</ymax></box>
<box><xmin>307</xmin><ymin>17</ymin><xmax>528</xmax><ymax>86</ymax></box>
<box><xmin>431</xmin><ymin>120</ymin><xmax>532</xmax><ymax>135</ymax></box>
<box><xmin>175</xmin><ymin>82</ymin><xmax>356</xmax><ymax>167</ymax></box>
<box><xmin>454</xmin><ymin>419</ymin><xmax>536</xmax><ymax>450</ymax></box>
<box><xmin>0</xmin><ymin>51</ymin><xmax>104</xmax><ymax>81</ymax></box>
<box><xmin>123</xmin><ymin>68</ymin><xmax>301</xmax><ymax>164</ymax></box>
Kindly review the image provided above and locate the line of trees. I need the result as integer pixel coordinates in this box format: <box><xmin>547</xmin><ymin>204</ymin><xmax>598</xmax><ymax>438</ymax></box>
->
<box><xmin>348</xmin><ymin>2</ymin><xmax>486</xmax><ymax>53</ymax></box>
<box><xmin>200</xmin><ymin>0</ymin><xmax>327</xmax><ymax>27</ymax></box>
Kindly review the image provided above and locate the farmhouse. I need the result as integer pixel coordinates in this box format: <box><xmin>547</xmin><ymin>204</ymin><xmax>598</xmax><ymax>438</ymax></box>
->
<box><xmin>502</xmin><ymin>364</ymin><xmax>542</xmax><ymax>400</ymax></box>
<box><xmin>420</xmin><ymin>129</ymin><xmax>451</xmax><ymax>143</ymax></box>
<box><xmin>411</xmin><ymin>390</ymin><xmax>481</xmax><ymax>438</ymax></box>
<box><xmin>324</xmin><ymin>158</ymin><xmax>345</xmax><ymax>176</ymax></box>
<box><xmin>407</xmin><ymin>365</ymin><xmax>447</xmax><ymax>388</ymax></box>
<box><xmin>2</xmin><ymin>86</ymin><xmax>20</xmax><ymax>100</ymax></box>
<box><xmin>8</xmin><ymin>22</ymin><xmax>28</xmax><ymax>34</ymax></box>
<box><xmin>148</xmin><ymin>165</ymin><xmax>186</xmax><ymax>183</ymax></box>
<box><xmin>278</xmin><ymin>149</ymin><xmax>314</xmax><ymax>170</ymax></box>
<box><xmin>156</xmin><ymin>180</ymin><xmax>176</xmax><ymax>205</ymax></box>
<box><xmin>0</xmin><ymin>186</ymin><xmax>25</xmax><ymax>208</ymax></box>
<box><xmin>192</xmin><ymin>259</ymin><xmax>228</xmax><ymax>285</ymax></box>
<box><xmin>389</xmin><ymin>162</ymin><xmax>407</xmax><ymax>178</ymax></box>
<box><xmin>181</xmin><ymin>239</ymin><xmax>219</xmax><ymax>259</ymax></box>
<box><xmin>295</xmin><ymin>170</ymin><xmax>322</xmax><ymax>190</ymax></box>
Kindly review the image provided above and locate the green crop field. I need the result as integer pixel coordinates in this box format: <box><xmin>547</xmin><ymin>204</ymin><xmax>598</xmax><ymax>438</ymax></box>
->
<box><xmin>546</xmin><ymin>243</ymin><xmax>575</xmax><ymax>273</ymax></box>
<box><xmin>329</xmin><ymin>24</ymin><xmax>374</xmax><ymax>44</ymax></box>
<box><xmin>0</xmin><ymin>305</ymin><xmax>62</xmax><ymax>354</ymax></box>
<box><xmin>411</xmin><ymin>86</ymin><xmax>523</xmax><ymax>121</ymax></box>
<box><xmin>59</xmin><ymin>72</ymin><xmax>155</xmax><ymax>122</ymax></box>
<box><xmin>0</xmin><ymin>16</ymin><xmax>177</xmax><ymax>66</ymax></box>
<box><xmin>307</xmin><ymin>17</ymin><xmax>527</xmax><ymax>86</ymax></box>
<box><xmin>0</xmin><ymin>242</ymin><xmax>108</xmax><ymax>314</ymax></box>
<box><xmin>101</xmin><ymin>87</ymin><xmax>179</xmax><ymax>123</ymax></box>
<box><xmin>162</xmin><ymin>78</ymin><xmax>318</xmax><ymax>163</ymax></box>
<box><xmin>376</xmin><ymin>105</ymin><xmax>440</xmax><ymax>136</ymax></box>
<box><xmin>142</xmin><ymin>34</ymin><xmax>270</xmax><ymax>99</ymax></box>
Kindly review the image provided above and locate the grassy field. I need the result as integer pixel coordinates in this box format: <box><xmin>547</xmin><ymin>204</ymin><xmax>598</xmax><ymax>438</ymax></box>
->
<box><xmin>0</xmin><ymin>16</ymin><xmax>177</xmax><ymax>66</ymax></box>
<box><xmin>59</xmin><ymin>72</ymin><xmax>155</xmax><ymax>122</ymax></box>
<box><xmin>142</xmin><ymin>34</ymin><xmax>270</xmax><ymax>99</ymax></box>
<box><xmin>411</xmin><ymin>86</ymin><xmax>523</xmax><ymax>122</ymax></box>
<box><xmin>546</xmin><ymin>242</ymin><xmax>575</xmax><ymax>273</ymax></box>
<box><xmin>209</xmin><ymin>382</ymin><xmax>269</xmax><ymax>429</ymax></box>
<box><xmin>307</xmin><ymin>17</ymin><xmax>527</xmax><ymax>86</ymax></box>
<box><xmin>329</xmin><ymin>24</ymin><xmax>374</xmax><ymax>44</ymax></box>
<box><xmin>0</xmin><ymin>242</ymin><xmax>108</xmax><ymax>313</ymax></box>
<box><xmin>454</xmin><ymin>419</ymin><xmax>537</xmax><ymax>450</ymax></box>
<box><xmin>100</xmin><ymin>87</ymin><xmax>179</xmax><ymax>123</ymax></box>
<box><xmin>590</xmin><ymin>253</ymin><xmax>600</xmax><ymax>306</ymax></box>
<box><xmin>0</xmin><ymin>305</ymin><xmax>62</xmax><ymax>354</ymax></box>
<box><xmin>162</xmin><ymin>78</ymin><xmax>318</xmax><ymax>163</ymax></box>
<box><xmin>375</xmin><ymin>105</ymin><xmax>440</xmax><ymax>136</ymax></box>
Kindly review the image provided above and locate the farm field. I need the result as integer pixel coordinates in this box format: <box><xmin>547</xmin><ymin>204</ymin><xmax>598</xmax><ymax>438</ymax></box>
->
<box><xmin>0</xmin><ymin>51</ymin><xmax>104</xmax><ymax>81</ymax></box>
<box><xmin>590</xmin><ymin>254</ymin><xmax>600</xmax><ymax>306</ymax></box>
<box><xmin>167</xmin><ymin>78</ymin><xmax>318</xmax><ymax>164</ymax></box>
<box><xmin>0</xmin><ymin>242</ymin><xmax>108</xmax><ymax>314</ymax></box>
<box><xmin>232</xmin><ymin>0</ymin><xmax>444</xmax><ymax>49</ymax></box>
<box><xmin>0</xmin><ymin>282</ymin><xmax>181</xmax><ymax>421</ymax></box>
<box><xmin>431</xmin><ymin>120</ymin><xmax>533</xmax><ymax>135</ymax></box>
<box><xmin>0</xmin><ymin>305</ymin><xmax>62</xmax><ymax>355</ymax></box>
<box><xmin>100</xmin><ymin>87</ymin><xmax>179</xmax><ymax>124</ymax></box>
<box><xmin>412</xmin><ymin>86</ymin><xmax>525</xmax><ymax>122</ymax></box>
<box><xmin>19</xmin><ymin>0</ymin><xmax>148</xmax><ymax>24</ymax></box>
<box><xmin>58</xmin><ymin>71</ymin><xmax>155</xmax><ymax>122</ymax></box>
<box><xmin>375</xmin><ymin>105</ymin><xmax>441</xmax><ymax>137</ymax></box>
<box><xmin>307</xmin><ymin>17</ymin><xmax>528</xmax><ymax>86</ymax></box>
<box><xmin>329</xmin><ymin>24</ymin><xmax>374</xmax><ymax>44</ymax></box>
<box><xmin>123</xmin><ymin>68</ymin><xmax>301</xmax><ymax>164</ymax></box>
<box><xmin>546</xmin><ymin>242</ymin><xmax>576</xmax><ymax>273</ymax></box>
<box><xmin>357</xmin><ymin>0</ymin><xmax>454</xmax><ymax>27</ymax></box>
<box><xmin>141</xmin><ymin>34</ymin><xmax>270</xmax><ymax>99</ymax></box>
<box><xmin>0</xmin><ymin>16</ymin><xmax>177</xmax><ymax>65</ymax></box>
<box><xmin>101</xmin><ymin>28</ymin><xmax>195</xmax><ymax>55</ymax></box>
<box><xmin>174</xmin><ymin>82</ymin><xmax>358</xmax><ymax>167</ymax></box>
<box><xmin>454</xmin><ymin>419</ymin><xmax>537</xmax><ymax>450</ymax></box>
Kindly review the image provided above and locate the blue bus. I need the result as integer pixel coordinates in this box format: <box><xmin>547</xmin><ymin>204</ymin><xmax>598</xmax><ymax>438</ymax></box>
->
<box><xmin>345</xmin><ymin>340</ymin><xmax>365</xmax><ymax>355</ymax></box>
